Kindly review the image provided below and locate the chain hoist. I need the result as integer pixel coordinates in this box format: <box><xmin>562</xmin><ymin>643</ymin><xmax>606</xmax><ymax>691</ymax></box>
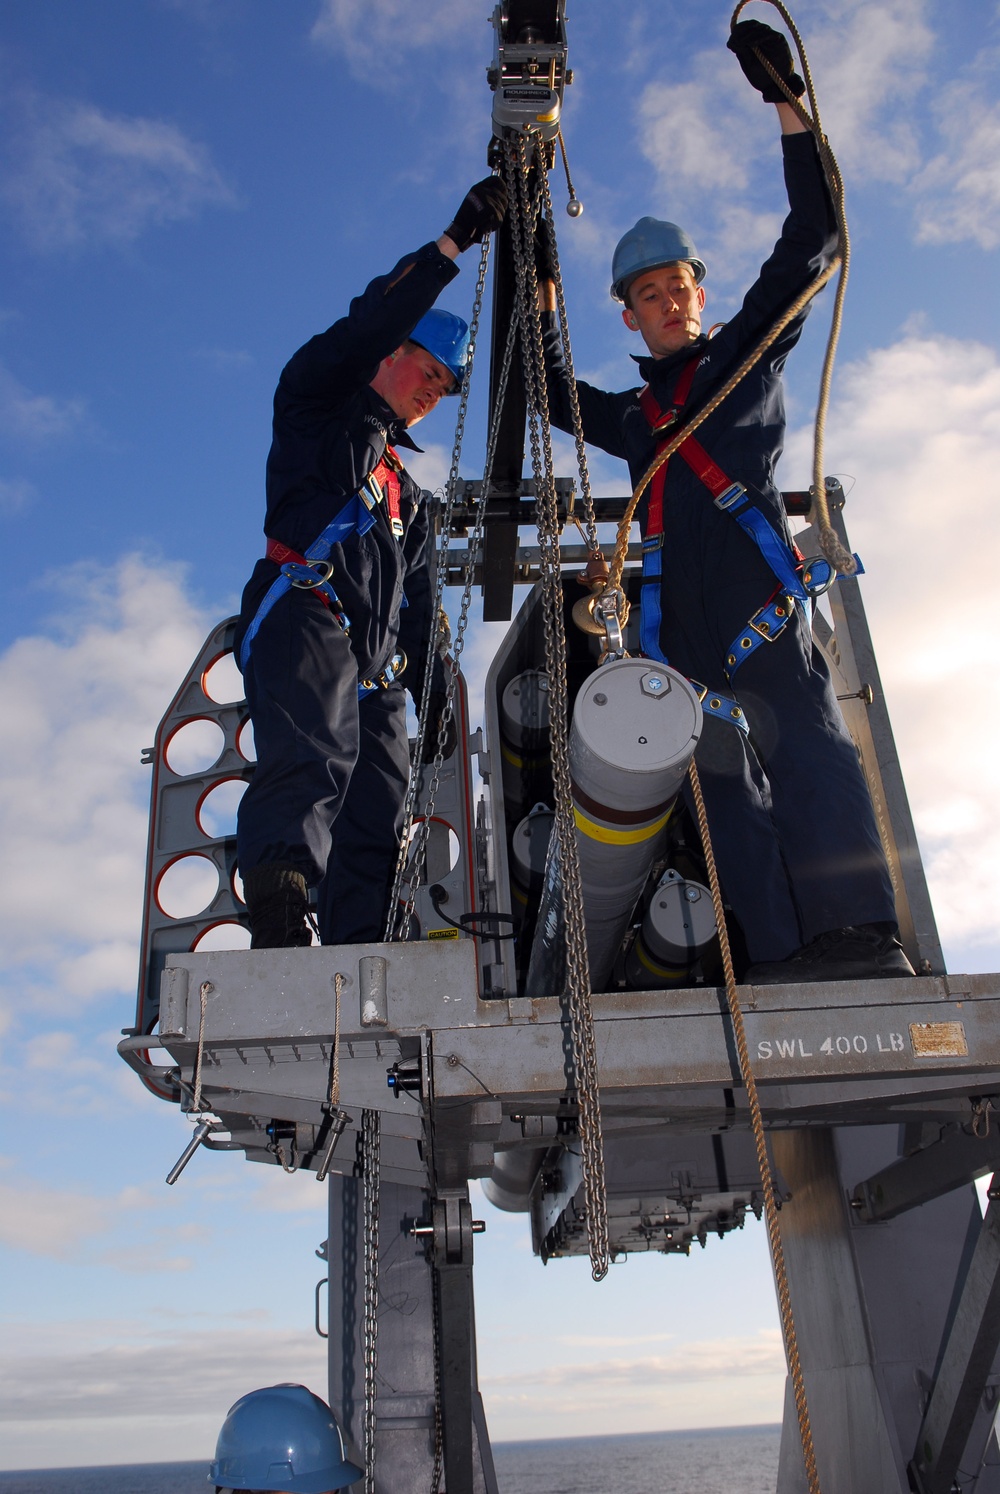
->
<box><xmin>383</xmin><ymin>231</ymin><xmax>522</xmax><ymax>942</ymax></box>
<box><xmin>501</xmin><ymin>126</ymin><xmax>611</xmax><ymax>1282</ymax></box>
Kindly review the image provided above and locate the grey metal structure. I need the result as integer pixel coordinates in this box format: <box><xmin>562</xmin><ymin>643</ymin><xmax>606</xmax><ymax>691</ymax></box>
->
<box><xmin>120</xmin><ymin>474</ymin><xmax>1000</xmax><ymax>1492</ymax></box>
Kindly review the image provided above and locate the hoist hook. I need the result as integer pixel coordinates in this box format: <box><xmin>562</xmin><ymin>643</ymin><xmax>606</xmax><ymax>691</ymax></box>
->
<box><xmin>571</xmin><ymin>549</ymin><xmax>629</xmax><ymax>656</ymax></box>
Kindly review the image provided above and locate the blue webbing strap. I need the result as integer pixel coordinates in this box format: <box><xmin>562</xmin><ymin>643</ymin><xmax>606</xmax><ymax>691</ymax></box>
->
<box><xmin>639</xmin><ymin>536</ymin><xmax>750</xmax><ymax>738</ymax></box>
<box><xmin>724</xmin><ymin>591</ymin><xmax>797</xmax><ymax>678</ymax></box>
<box><xmin>238</xmin><ymin>492</ymin><xmax>374</xmax><ymax>674</ymax></box>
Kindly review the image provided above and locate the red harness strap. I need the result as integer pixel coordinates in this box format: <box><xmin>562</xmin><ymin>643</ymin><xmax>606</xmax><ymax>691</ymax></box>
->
<box><xmin>263</xmin><ymin>450</ymin><xmax>404</xmax><ymax>603</ymax></box>
<box><xmin>364</xmin><ymin>449</ymin><xmax>403</xmax><ymax>539</ymax></box>
<box><xmin>639</xmin><ymin>355</ymin><xmax>701</xmax><ymax>538</ymax></box>
<box><xmin>639</xmin><ymin>361</ymin><xmax>804</xmax><ymax>559</ymax></box>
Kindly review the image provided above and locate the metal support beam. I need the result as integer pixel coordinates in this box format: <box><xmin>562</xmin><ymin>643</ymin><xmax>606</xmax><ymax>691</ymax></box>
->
<box><xmin>799</xmin><ymin>488</ymin><xmax>945</xmax><ymax>975</ymax></box>
<box><xmin>910</xmin><ymin>1204</ymin><xmax>1000</xmax><ymax>1494</ymax></box>
<box><xmin>852</xmin><ymin>1125</ymin><xmax>1000</xmax><ymax>1222</ymax></box>
<box><xmin>771</xmin><ymin>1129</ymin><xmax>908</xmax><ymax>1493</ymax></box>
<box><xmin>482</xmin><ymin>204</ymin><xmax>525</xmax><ymax>623</ymax></box>
<box><xmin>328</xmin><ymin>1176</ymin><xmax>438</xmax><ymax>1492</ymax></box>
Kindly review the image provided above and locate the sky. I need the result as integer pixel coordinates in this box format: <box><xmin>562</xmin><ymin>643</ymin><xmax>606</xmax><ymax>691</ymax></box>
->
<box><xmin>1</xmin><ymin>0</ymin><xmax>999</xmax><ymax>1472</ymax></box>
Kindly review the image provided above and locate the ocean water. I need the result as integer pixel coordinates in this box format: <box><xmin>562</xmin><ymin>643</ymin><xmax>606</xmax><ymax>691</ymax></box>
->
<box><xmin>0</xmin><ymin>1426</ymin><xmax>781</xmax><ymax>1493</ymax></box>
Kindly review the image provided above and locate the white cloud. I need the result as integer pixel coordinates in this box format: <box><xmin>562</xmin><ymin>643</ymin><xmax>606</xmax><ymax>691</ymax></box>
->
<box><xmin>0</xmin><ymin>361</ymin><xmax>86</xmax><ymax>441</ymax></box>
<box><xmin>194</xmin><ymin>345</ymin><xmax>255</xmax><ymax>371</ymax></box>
<box><xmin>784</xmin><ymin>331</ymin><xmax>1000</xmax><ymax>958</ymax></box>
<box><xmin>0</xmin><ymin>476</ymin><xmax>35</xmax><ymax>514</ymax></box>
<box><xmin>0</xmin><ymin>1318</ymin><xmax>327</xmax><ymax>1468</ymax></box>
<box><xmin>0</xmin><ymin>556</ymin><xmax>210</xmax><ymax>1006</ymax></box>
<box><xmin>484</xmin><ymin>1330</ymin><xmax>784</xmax><ymax>1390</ymax></box>
<box><xmin>2</xmin><ymin>89</ymin><xmax>238</xmax><ymax>250</ymax></box>
<box><xmin>915</xmin><ymin>82</ymin><xmax>1000</xmax><ymax>249</ymax></box>
<box><xmin>405</xmin><ymin>440</ymin><xmax>452</xmax><ymax>494</ymax></box>
<box><xmin>310</xmin><ymin>0</ymin><xmax>479</xmax><ymax>76</ymax></box>
<box><xmin>0</xmin><ymin>1172</ymin><xmax>200</xmax><ymax>1269</ymax></box>
<box><xmin>638</xmin><ymin>78</ymin><xmax>751</xmax><ymax>196</ymax></box>
<box><xmin>803</xmin><ymin>0</ymin><xmax>933</xmax><ymax>183</ymax></box>
<box><xmin>0</xmin><ymin>1321</ymin><xmax>326</xmax><ymax>1421</ymax></box>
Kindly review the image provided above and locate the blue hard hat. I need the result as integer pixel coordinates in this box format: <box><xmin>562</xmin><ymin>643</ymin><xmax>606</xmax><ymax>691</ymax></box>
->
<box><xmin>209</xmin><ymin>1384</ymin><xmax>363</xmax><ymax>1493</ymax></box>
<box><xmin>610</xmin><ymin>217</ymin><xmax>707</xmax><ymax>301</ymax></box>
<box><xmin>409</xmin><ymin>308</ymin><xmax>470</xmax><ymax>392</ymax></box>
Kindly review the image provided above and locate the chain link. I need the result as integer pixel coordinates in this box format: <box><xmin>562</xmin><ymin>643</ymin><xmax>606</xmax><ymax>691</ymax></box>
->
<box><xmin>503</xmin><ymin>131</ymin><xmax>610</xmax><ymax>1281</ymax></box>
<box><xmin>361</xmin><ymin>1108</ymin><xmax>381</xmax><ymax>1494</ymax></box>
<box><xmin>429</xmin><ymin>1264</ymin><xmax>445</xmax><ymax>1494</ymax></box>
<box><xmin>384</xmin><ymin>235</ymin><xmax>492</xmax><ymax>941</ymax></box>
<box><xmin>536</xmin><ymin>166</ymin><xmax>598</xmax><ymax>554</ymax></box>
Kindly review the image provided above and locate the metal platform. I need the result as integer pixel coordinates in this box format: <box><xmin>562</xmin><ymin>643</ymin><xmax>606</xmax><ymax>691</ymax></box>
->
<box><xmin>119</xmin><ymin>942</ymin><xmax>1000</xmax><ymax>1494</ymax></box>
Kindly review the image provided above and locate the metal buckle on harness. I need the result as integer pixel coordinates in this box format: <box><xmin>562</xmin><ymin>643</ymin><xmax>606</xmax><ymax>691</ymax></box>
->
<box><xmin>286</xmin><ymin>558</ymin><xmax>336</xmax><ymax>590</ymax></box>
<box><xmin>363</xmin><ymin>650</ymin><xmax>408</xmax><ymax>693</ymax></box>
<box><xmin>360</xmin><ymin>475</ymin><xmax>382</xmax><ymax>512</ymax></box>
<box><xmin>748</xmin><ymin>598</ymin><xmax>790</xmax><ymax>641</ymax></box>
<box><xmin>713</xmin><ymin>482</ymin><xmax>747</xmax><ymax>513</ymax></box>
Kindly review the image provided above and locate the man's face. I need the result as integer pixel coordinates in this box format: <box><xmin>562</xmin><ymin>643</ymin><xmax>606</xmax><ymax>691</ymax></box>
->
<box><xmin>622</xmin><ymin>262</ymin><xmax>705</xmax><ymax>359</ymax></box>
<box><xmin>372</xmin><ymin>342</ymin><xmax>454</xmax><ymax>426</ymax></box>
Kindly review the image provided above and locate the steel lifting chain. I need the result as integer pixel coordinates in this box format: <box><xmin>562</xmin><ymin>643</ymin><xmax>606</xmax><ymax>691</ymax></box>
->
<box><xmin>384</xmin><ymin>232</ymin><xmax>508</xmax><ymax>941</ymax></box>
<box><xmin>361</xmin><ymin>1107</ymin><xmax>381</xmax><ymax>1494</ymax></box>
<box><xmin>428</xmin><ymin>1267</ymin><xmax>445</xmax><ymax>1494</ymax></box>
<box><xmin>503</xmin><ymin>129</ymin><xmax>610</xmax><ymax>1282</ymax></box>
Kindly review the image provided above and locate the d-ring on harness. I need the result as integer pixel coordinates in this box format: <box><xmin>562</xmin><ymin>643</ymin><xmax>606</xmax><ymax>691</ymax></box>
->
<box><xmin>239</xmin><ymin>450</ymin><xmax>408</xmax><ymax>699</ymax></box>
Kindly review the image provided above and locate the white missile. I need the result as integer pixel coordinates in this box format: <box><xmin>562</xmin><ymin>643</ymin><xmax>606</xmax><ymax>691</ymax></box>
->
<box><xmin>527</xmin><ymin>658</ymin><xmax>703</xmax><ymax>995</ymax></box>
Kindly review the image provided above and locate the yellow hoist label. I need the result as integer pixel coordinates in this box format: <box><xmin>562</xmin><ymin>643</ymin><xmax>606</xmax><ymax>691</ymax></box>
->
<box><xmin>427</xmin><ymin>927</ymin><xmax>460</xmax><ymax>941</ymax></box>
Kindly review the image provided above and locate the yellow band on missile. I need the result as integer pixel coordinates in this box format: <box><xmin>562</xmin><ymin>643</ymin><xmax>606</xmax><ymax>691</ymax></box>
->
<box><xmin>572</xmin><ymin>804</ymin><xmax>673</xmax><ymax>845</ymax></box>
<box><xmin>635</xmin><ymin>939</ymin><xmax>688</xmax><ymax>982</ymax></box>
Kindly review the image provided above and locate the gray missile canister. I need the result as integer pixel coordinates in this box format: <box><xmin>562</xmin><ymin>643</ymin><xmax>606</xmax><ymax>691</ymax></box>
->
<box><xmin>500</xmin><ymin>670</ymin><xmax>552</xmax><ymax>821</ymax></box>
<box><xmin>510</xmin><ymin>805</ymin><xmax>554</xmax><ymax>921</ymax></box>
<box><xmin>570</xmin><ymin>660</ymin><xmax>702</xmax><ymax>990</ymax></box>
<box><xmin>625</xmin><ymin>869</ymin><xmax>718</xmax><ymax>989</ymax></box>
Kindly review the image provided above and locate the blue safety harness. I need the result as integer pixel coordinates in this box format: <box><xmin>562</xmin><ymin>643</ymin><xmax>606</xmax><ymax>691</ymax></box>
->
<box><xmin>239</xmin><ymin>453</ymin><xmax>407</xmax><ymax>700</ymax></box>
<box><xmin>637</xmin><ymin>356</ymin><xmax>861</xmax><ymax>733</ymax></box>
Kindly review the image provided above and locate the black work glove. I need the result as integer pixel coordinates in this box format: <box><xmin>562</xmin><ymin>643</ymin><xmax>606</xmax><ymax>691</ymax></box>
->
<box><xmin>444</xmin><ymin>176</ymin><xmax>508</xmax><ymax>253</ymax></box>
<box><xmin>727</xmin><ymin>20</ymin><xmax>805</xmax><ymax>103</ymax></box>
<box><xmin>419</xmin><ymin>690</ymin><xmax>459</xmax><ymax>763</ymax></box>
<box><xmin>533</xmin><ymin>216</ymin><xmax>555</xmax><ymax>283</ymax></box>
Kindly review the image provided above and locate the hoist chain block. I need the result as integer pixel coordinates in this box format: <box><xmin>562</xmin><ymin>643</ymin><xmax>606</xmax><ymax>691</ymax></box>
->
<box><xmin>489</xmin><ymin>1</ymin><xmax>570</xmax><ymax>143</ymax></box>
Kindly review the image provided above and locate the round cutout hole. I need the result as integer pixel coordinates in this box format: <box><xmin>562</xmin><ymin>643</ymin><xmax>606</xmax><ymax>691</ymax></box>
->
<box><xmin>237</xmin><ymin>718</ymin><xmax>256</xmax><ymax>763</ymax></box>
<box><xmin>198</xmin><ymin>778</ymin><xmax>247</xmax><ymax>839</ymax></box>
<box><xmin>165</xmin><ymin>719</ymin><xmax>225</xmax><ymax>776</ymax></box>
<box><xmin>406</xmin><ymin>818</ymin><xmax>461</xmax><ymax>884</ymax></box>
<box><xmin>156</xmin><ymin>855</ymin><xmax>220</xmax><ymax>918</ymax></box>
<box><xmin>203</xmin><ymin>652</ymin><xmax>245</xmax><ymax>705</ymax></box>
<box><xmin>193</xmin><ymin>922</ymin><xmax>251</xmax><ymax>952</ymax></box>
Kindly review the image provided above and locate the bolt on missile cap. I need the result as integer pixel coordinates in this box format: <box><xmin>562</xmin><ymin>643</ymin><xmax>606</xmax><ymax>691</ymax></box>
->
<box><xmin>640</xmin><ymin>670</ymin><xmax>671</xmax><ymax>697</ymax></box>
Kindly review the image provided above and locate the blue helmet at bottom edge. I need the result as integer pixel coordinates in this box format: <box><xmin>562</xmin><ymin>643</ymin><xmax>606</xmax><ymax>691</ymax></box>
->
<box><xmin>210</xmin><ymin>1383</ymin><xmax>363</xmax><ymax>1493</ymax></box>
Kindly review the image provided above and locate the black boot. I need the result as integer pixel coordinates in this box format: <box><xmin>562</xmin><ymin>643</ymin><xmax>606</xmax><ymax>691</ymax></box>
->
<box><xmin>745</xmin><ymin>922</ymin><xmax>915</xmax><ymax>985</ymax></box>
<box><xmin>242</xmin><ymin>863</ymin><xmax>312</xmax><ymax>949</ymax></box>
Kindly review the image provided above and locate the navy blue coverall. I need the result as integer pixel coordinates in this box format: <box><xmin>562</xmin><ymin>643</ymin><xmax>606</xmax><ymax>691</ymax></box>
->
<box><xmin>544</xmin><ymin>133</ymin><xmax>896</xmax><ymax>962</ymax></box>
<box><xmin>235</xmin><ymin>241</ymin><xmax>458</xmax><ymax>944</ymax></box>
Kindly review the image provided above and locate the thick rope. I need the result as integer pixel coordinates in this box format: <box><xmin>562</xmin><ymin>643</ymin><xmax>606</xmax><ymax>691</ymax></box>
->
<box><xmin>731</xmin><ymin>0</ymin><xmax>853</xmax><ymax>573</ymax></box>
<box><xmin>608</xmin><ymin>257</ymin><xmax>838</xmax><ymax>594</ymax></box>
<box><xmin>191</xmin><ymin>980</ymin><xmax>211</xmax><ymax>1115</ymax></box>
<box><xmin>688</xmin><ymin>759</ymin><xmax>820</xmax><ymax>1494</ymax></box>
<box><xmin>328</xmin><ymin>971</ymin><xmax>344</xmax><ymax>1109</ymax></box>
<box><xmin>607</xmin><ymin>4</ymin><xmax>852</xmax><ymax>595</ymax></box>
